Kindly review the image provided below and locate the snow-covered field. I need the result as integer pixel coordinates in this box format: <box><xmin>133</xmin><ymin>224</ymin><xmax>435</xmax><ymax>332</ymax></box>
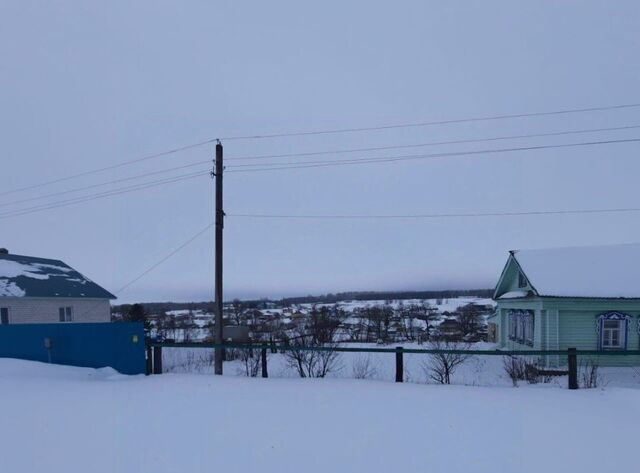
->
<box><xmin>1</xmin><ymin>358</ymin><xmax>639</xmax><ymax>473</ymax></box>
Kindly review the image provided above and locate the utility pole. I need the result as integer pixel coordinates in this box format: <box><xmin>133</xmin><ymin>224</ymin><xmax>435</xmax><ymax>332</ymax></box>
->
<box><xmin>214</xmin><ymin>141</ymin><xmax>224</xmax><ymax>375</ymax></box>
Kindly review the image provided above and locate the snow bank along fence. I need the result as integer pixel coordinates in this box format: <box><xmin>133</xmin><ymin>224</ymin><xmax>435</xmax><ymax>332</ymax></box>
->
<box><xmin>145</xmin><ymin>341</ymin><xmax>640</xmax><ymax>389</ymax></box>
<box><xmin>0</xmin><ymin>322</ymin><xmax>146</xmax><ymax>375</ymax></box>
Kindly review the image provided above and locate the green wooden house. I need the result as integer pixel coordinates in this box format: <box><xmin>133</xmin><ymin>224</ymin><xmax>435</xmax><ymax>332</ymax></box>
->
<box><xmin>490</xmin><ymin>244</ymin><xmax>640</xmax><ymax>366</ymax></box>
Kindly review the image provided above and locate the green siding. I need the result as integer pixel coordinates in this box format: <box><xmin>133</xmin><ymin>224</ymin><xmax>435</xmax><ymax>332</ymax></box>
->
<box><xmin>496</xmin><ymin>297</ymin><xmax>640</xmax><ymax>366</ymax></box>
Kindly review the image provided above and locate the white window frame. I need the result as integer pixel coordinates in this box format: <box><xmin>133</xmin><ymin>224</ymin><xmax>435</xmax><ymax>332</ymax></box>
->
<box><xmin>597</xmin><ymin>312</ymin><xmax>630</xmax><ymax>351</ymax></box>
<box><xmin>59</xmin><ymin>306</ymin><xmax>73</xmax><ymax>322</ymax></box>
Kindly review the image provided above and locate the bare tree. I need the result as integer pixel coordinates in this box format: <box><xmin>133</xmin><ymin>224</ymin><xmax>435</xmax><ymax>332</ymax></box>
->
<box><xmin>455</xmin><ymin>303</ymin><xmax>484</xmax><ymax>340</ymax></box>
<box><xmin>284</xmin><ymin>306</ymin><xmax>342</xmax><ymax>378</ymax></box>
<box><xmin>422</xmin><ymin>340</ymin><xmax>471</xmax><ymax>385</ymax></box>
<box><xmin>229</xmin><ymin>299</ymin><xmax>245</xmax><ymax>326</ymax></box>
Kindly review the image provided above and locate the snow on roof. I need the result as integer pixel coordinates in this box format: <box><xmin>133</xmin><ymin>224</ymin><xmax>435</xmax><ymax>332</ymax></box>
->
<box><xmin>498</xmin><ymin>290</ymin><xmax>530</xmax><ymax>300</ymax></box>
<box><xmin>513</xmin><ymin>243</ymin><xmax>640</xmax><ymax>299</ymax></box>
<box><xmin>0</xmin><ymin>253</ymin><xmax>115</xmax><ymax>299</ymax></box>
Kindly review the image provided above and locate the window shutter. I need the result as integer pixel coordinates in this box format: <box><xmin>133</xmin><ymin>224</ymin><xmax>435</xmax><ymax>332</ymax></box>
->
<box><xmin>59</xmin><ymin>308</ymin><xmax>65</xmax><ymax>322</ymax></box>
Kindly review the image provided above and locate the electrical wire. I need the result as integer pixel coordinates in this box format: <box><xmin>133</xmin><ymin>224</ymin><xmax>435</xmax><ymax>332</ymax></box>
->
<box><xmin>225</xmin><ymin>137</ymin><xmax>640</xmax><ymax>173</ymax></box>
<box><xmin>0</xmin><ymin>170</ymin><xmax>210</xmax><ymax>220</ymax></box>
<box><xmin>218</xmin><ymin>102</ymin><xmax>640</xmax><ymax>141</ymax></box>
<box><xmin>75</xmin><ymin>221</ymin><xmax>215</xmax><ymax>317</ymax></box>
<box><xmin>3</xmin><ymin>136</ymin><xmax>639</xmax><ymax>219</ymax></box>
<box><xmin>227</xmin><ymin>207</ymin><xmax>640</xmax><ymax>220</ymax></box>
<box><xmin>223</xmin><ymin>124</ymin><xmax>640</xmax><ymax>162</ymax></box>
<box><xmin>0</xmin><ymin>139</ymin><xmax>215</xmax><ymax>198</ymax></box>
<box><xmin>114</xmin><ymin>222</ymin><xmax>215</xmax><ymax>295</ymax></box>
<box><xmin>0</xmin><ymin>160</ymin><xmax>211</xmax><ymax>209</ymax></box>
<box><xmin>3</xmin><ymin>102</ymin><xmax>639</xmax><ymax>197</ymax></box>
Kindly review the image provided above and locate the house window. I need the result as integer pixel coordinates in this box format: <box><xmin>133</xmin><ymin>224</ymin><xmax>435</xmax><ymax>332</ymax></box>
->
<box><xmin>518</xmin><ymin>272</ymin><xmax>528</xmax><ymax>288</ymax></box>
<box><xmin>0</xmin><ymin>308</ymin><xmax>8</xmax><ymax>325</ymax></box>
<box><xmin>59</xmin><ymin>307</ymin><xmax>73</xmax><ymax>322</ymax></box>
<box><xmin>602</xmin><ymin>320</ymin><xmax>622</xmax><ymax>348</ymax></box>
<box><xmin>523</xmin><ymin>314</ymin><xmax>534</xmax><ymax>346</ymax></box>
<box><xmin>597</xmin><ymin>312</ymin><xmax>630</xmax><ymax>350</ymax></box>
<box><xmin>507</xmin><ymin>310</ymin><xmax>534</xmax><ymax>346</ymax></box>
<box><xmin>508</xmin><ymin>312</ymin><xmax>517</xmax><ymax>340</ymax></box>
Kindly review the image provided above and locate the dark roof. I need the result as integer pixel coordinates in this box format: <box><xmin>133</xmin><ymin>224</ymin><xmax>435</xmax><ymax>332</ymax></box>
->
<box><xmin>0</xmin><ymin>253</ymin><xmax>116</xmax><ymax>299</ymax></box>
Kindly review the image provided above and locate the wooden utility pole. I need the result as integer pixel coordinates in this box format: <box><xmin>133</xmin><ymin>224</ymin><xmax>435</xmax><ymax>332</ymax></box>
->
<box><xmin>214</xmin><ymin>141</ymin><xmax>224</xmax><ymax>375</ymax></box>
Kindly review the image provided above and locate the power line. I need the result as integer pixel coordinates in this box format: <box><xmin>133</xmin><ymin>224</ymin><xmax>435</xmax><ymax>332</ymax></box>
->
<box><xmin>3</xmin><ymin>102</ymin><xmax>639</xmax><ymax>197</ymax></box>
<box><xmin>114</xmin><ymin>222</ymin><xmax>215</xmax><ymax>295</ymax></box>
<box><xmin>5</xmin><ymin>123</ymin><xmax>635</xmax><ymax>208</ymax></box>
<box><xmin>0</xmin><ymin>160</ymin><xmax>211</xmax><ymax>209</ymax></box>
<box><xmin>225</xmin><ymin>137</ymin><xmax>640</xmax><ymax>173</ymax></box>
<box><xmin>0</xmin><ymin>139</ymin><xmax>215</xmax><ymax>198</ymax></box>
<box><xmin>227</xmin><ymin>207</ymin><xmax>640</xmax><ymax>220</ymax></box>
<box><xmin>3</xmin><ymin>136</ymin><xmax>639</xmax><ymax>219</ymax></box>
<box><xmin>218</xmin><ymin>102</ymin><xmax>640</xmax><ymax>141</ymax></box>
<box><xmin>0</xmin><ymin>170</ymin><xmax>210</xmax><ymax>220</ymax></box>
<box><xmin>76</xmin><ymin>222</ymin><xmax>214</xmax><ymax>317</ymax></box>
<box><xmin>224</xmin><ymin>124</ymin><xmax>640</xmax><ymax>162</ymax></box>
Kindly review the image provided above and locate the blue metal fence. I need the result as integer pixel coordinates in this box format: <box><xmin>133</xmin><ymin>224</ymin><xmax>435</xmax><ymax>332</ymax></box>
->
<box><xmin>0</xmin><ymin>322</ymin><xmax>146</xmax><ymax>375</ymax></box>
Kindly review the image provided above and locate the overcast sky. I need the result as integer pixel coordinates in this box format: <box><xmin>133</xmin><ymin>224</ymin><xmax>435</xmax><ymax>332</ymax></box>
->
<box><xmin>1</xmin><ymin>1</ymin><xmax>640</xmax><ymax>303</ymax></box>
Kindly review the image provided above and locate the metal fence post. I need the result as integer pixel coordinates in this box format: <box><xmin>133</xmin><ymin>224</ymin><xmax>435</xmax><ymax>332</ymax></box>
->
<box><xmin>568</xmin><ymin>347</ymin><xmax>578</xmax><ymax>390</ymax></box>
<box><xmin>261</xmin><ymin>348</ymin><xmax>268</xmax><ymax>378</ymax></box>
<box><xmin>153</xmin><ymin>346</ymin><xmax>163</xmax><ymax>375</ymax></box>
<box><xmin>395</xmin><ymin>346</ymin><xmax>404</xmax><ymax>382</ymax></box>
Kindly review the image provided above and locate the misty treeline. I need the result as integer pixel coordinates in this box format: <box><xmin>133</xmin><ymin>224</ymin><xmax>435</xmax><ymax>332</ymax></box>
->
<box><xmin>111</xmin><ymin>288</ymin><xmax>493</xmax><ymax>315</ymax></box>
<box><xmin>280</xmin><ymin>289</ymin><xmax>493</xmax><ymax>305</ymax></box>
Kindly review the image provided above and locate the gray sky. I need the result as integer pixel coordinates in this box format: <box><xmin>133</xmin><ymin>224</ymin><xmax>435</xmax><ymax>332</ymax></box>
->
<box><xmin>1</xmin><ymin>1</ymin><xmax>640</xmax><ymax>303</ymax></box>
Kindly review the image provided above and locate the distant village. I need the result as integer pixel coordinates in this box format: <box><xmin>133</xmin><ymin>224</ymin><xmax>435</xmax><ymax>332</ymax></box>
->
<box><xmin>113</xmin><ymin>295</ymin><xmax>496</xmax><ymax>345</ymax></box>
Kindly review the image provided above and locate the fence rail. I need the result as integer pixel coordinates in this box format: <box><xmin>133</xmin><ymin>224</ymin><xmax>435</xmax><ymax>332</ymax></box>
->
<box><xmin>146</xmin><ymin>341</ymin><xmax>640</xmax><ymax>389</ymax></box>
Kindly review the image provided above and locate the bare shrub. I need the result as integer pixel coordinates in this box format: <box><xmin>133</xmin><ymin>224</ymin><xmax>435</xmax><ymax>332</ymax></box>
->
<box><xmin>352</xmin><ymin>355</ymin><xmax>377</xmax><ymax>379</ymax></box>
<box><xmin>285</xmin><ymin>341</ymin><xmax>342</xmax><ymax>378</ymax></box>
<box><xmin>165</xmin><ymin>350</ymin><xmax>214</xmax><ymax>373</ymax></box>
<box><xmin>503</xmin><ymin>355</ymin><xmax>526</xmax><ymax>387</ymax></box>
<box><xmin>237</xmin><ymin>348</ymin><xmax>263</xmax><ymax>377</ymax></box>
<box><xmin>422</xmin><ymin>340</ymin><xmax>471</xmax><ymax>385</ymax></box>
<box><xmin>503</xmin><ymin>355</ymin><xmax>548</xmax><ymax>386</ymax></box>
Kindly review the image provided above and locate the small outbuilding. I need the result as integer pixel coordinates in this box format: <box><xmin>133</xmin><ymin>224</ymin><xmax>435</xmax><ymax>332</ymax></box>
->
<box><xmin>491</xmin><ymin>243</ymin><xmax>640</xmax><ymax>365</ymax></box>
<box><xmin>0</xmin><ymin>249</ymin><xmax>116</xmax><ymax>324</ymax></box>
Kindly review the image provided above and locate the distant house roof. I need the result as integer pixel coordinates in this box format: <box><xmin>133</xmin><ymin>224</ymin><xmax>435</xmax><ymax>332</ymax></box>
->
<box><xmin>494</xmin><ymin>243</ymin><xmax>640</xmax><ymax>300</ymax></box>
<box><xmin>0</xmin><ymin>253</ymin><xmax>116</xmax><ymax>299</ymax></box>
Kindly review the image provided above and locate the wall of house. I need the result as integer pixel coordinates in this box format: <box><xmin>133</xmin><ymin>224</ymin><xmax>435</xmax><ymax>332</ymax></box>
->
<box><xmin>497</xmin><ymin>299</ymin><xmax>640</xmax><ymax>365</ymax></box>
<box><xmin>0</xmin><ymin>298</ymin><xmax>111</xmax><ymax>324</ymax></box>
<box><xmin>555</xmin><ymin>307</ymin><xmax>640</xmax><ymax>366</ymax></box>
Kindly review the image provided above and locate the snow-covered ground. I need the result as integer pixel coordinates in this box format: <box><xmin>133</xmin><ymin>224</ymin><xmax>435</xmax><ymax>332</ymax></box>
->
<box><xmin>1</xmin><ymin>358</ymin><xmax>639</xmax><ymax>473</ymax></box>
